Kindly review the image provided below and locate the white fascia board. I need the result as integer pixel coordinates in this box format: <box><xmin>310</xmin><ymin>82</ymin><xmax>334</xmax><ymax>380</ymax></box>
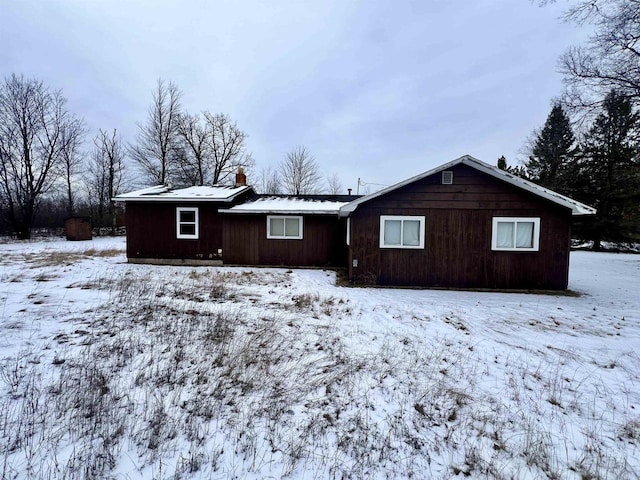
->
<box><xmin>339</xmin><ymin>154</ymin><xmax>596</xmax><ymax>217</ymax></box>
<box><xmin>338</xmin><ymin>156</ymin><xmax>469</xmax><ymax>216</ymax></box>
<box><xmin>461</xmin><ymin>158</ymin><xmax>596</xmax><ymax>216</ymax></box>
<box><xmin>219</xmin><ymin>209</ymin><xmax>341</xmax><ymax>215</ymax></box>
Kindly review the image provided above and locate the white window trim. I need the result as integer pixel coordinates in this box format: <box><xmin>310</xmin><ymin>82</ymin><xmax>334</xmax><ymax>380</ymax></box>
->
<box><xmin>267</xmin><ymin>215</ymin><xmax>303</xmax><ymax>240</ymax></box>
<box><xmin>442</xmin><ymin>170</ymin><xmax>453</xmax><ymax>184</ymax></box>
<box><xmin>346</xmin><ymin>218</ymin><xmax>350</xmax><ymax>246</ymax></box>
<box><xmin>176</xmin><ymin>207</ymin><xmax>199</xmax><ymax>239</ymax></box>
<box><xmin>491</xmin><ymin>217</ymin><xmax>540</xmax><ymax>252</ymax></box>
<box><xmin>379</xmin><ymin>215</ymin><xmax>425</xmax><ymax>249</ymax></box>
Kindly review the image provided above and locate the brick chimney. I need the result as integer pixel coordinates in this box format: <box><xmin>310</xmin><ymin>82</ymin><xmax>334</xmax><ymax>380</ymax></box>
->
<box><xmin>235</xmin><ymin>167</ymin><xmax>246</xmax><ymax>187</ymax></box>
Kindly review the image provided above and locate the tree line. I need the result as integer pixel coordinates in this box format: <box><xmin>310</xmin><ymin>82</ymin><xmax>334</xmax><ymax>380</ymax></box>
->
<box><xmin>0</xmin><ymin>77</ymin><xmax>338</xmax><ymax>239</ymax></box>
<box><xmin>0</xmin><ymin>74</ymin><xmax>130</xmax><ymax>239</ymax></box>
<box><xmin>1</xmin><ymin>0</ymin><xmax>637</xmax><ymax>245</ymax></box>
<box><xmin>500</xmin><ymin>92</ymin><xmax>639</xmax><ymax>250</ymax></box>
<box><xmin>498</xmin><ymin>0</ymin><xmax>640</xmax><ymax>250</ymax></box>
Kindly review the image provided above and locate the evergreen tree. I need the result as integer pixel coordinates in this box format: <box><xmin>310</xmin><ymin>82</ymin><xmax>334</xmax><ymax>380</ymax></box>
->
<box><xmin>578</xmin><ymin>91</ymin><xmax>640</xmax><ymax>249</ymax></box>
<box><xmin>496</xmin><ymin>155</ymin><xmax>528</xmax><ymax>179</ymax></box>
<box><xmin>525</xmin><ymin>104</ymin><xmax>579</xmax><ymax>193</ymax></box>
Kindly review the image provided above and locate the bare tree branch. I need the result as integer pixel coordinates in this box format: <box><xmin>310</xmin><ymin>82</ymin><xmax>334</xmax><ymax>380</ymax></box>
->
<box><xmin>130</xmin><ymin>78</ymin><xmax>182</xmax><ymax>185</ymax></box>
<box><xmin>87</xmin><ymin>128</ymin><xmax>127</xmax><ymax>235</ymax></box>
<box><xmin>256</xmin><ymin>165</ymin><xmax>282</xmax><ymax>194</ymax></box>
<box><xmin>279</xmin><ymin>146</ymin><xmax>322</xmax><ymax>195</ymax></box>
<box><xmin>326</xmin><ymin>173</ymin><xmax>344</xmax><ymax>195</ymax></box>
<box><xmin>202</xmin><ymin>112</ymin><xmax>253</xmax><ymax>184</ymax></box>
<box><xmin>59</xmin><ymin>117</ymin><xmax>85</xmax><ymax>215</ymax></box>
<box><xmin>541</xmin><ymin>0</ymin><xmax>640</xmax><ymax>113</ymax></box>
<box><xmin>175</xmin><ymin>112</ymin><xmax>209</xmax><ymax>185</ymax></box>
<box><xmin>0</xmin><ymin>74</ymin><xmax>82</xmax><ymax>238</ymax></box>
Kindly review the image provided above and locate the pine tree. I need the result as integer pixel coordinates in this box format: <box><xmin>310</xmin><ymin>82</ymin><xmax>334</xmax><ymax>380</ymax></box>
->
<box><xmin>496</xmin><ymin>155</ymin><xmax>528</xmax><ymax>179</ymax></box>
<box><xmin>578</xmin><ymin>91</ymin><xmax>640</xmax><ymax>249</ymax></box>
<box><xmin>525</xmin><ymin>104</ymin><xmax>579</xmax><ymax>193</ymax></box>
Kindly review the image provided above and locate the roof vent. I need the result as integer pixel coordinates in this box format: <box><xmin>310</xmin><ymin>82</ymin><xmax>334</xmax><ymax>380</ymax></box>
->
<box><xmin>442</xmin><ymin>171</ymin><xmax>453</xmax><ymax>185</ymax></box>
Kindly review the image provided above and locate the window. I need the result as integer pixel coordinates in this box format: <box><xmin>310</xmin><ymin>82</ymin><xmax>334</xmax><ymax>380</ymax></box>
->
<box><xmin>267</xmin><ymin>216</ymin><xmax>303</xmax><ymax>239</ymax></box>
<box><xmin>442</xmin><ymin>170</ymin><xmax>453</xmax><ymax>184</ymax></box>
<box><xmin>379</xmin><ymin>215</ymin><xmax>425</xmax><ymax>249</ymax></box>
<box><xmin>491</xmin><ymin>217</ymin><xmax>540</xmax><ymax>251</ymax></box>
<box><xmin>176</xmin><ymin>207</ymin><xmax>199</xmax><ymax>239</ymax></box>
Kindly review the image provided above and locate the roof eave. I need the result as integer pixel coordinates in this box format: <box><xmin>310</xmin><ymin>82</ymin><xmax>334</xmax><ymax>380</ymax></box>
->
<box><xmin>459</xmin><ymin>157</ymin><xmax>596</xmax><ymax>216</ymax></box>
<box><xmin>339</xmin><ymin>154</ymin><xmax>596</xmax><ymax>217</ymax></box>
<box><xmin>339</xmin><ymin>155</ymin><xmax>474</xmax><ymax>216</ymax></box>
<box><xmin>113</xmin><ymin>185</ymin><xmax>253</xmax><ymax>203</ymax></box>
<box><xmin>219</xmin><ymin>209</ymin><xmax>341</xmax><ymax>215</ymax></box>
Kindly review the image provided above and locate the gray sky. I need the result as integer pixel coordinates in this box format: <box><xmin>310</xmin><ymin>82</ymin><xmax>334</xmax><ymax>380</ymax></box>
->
<box><xmin>1</xmin><ymin>0</ymin><xmax>586</xmax><ymax>192</ymax></box>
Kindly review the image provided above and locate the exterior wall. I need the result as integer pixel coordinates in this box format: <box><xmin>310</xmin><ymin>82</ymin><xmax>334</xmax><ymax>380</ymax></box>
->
<box><xmin>222</xmin><ymin>215</ymin><xmax>347</xmax><ymax>267</ymax></box>
<box><xmin>64</xmin><ymin>217</ymin><xmax>92</xmax><ymax>241</ymax></box>
<box><xmin>348</xmin><ymin>164</ymin><xmax>572</xmax><ymax>289</ymax></box>
<box><xmin>125</xmin><ymin>202</ymin><xmax>226</xmax><ymax>261</ymax></box>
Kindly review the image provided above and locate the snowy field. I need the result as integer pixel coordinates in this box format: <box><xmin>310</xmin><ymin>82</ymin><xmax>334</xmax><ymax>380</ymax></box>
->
<box><xmin>0</xmin><ymin>237</ymin><xmax>638</xmax><ymax>479</ymax></box>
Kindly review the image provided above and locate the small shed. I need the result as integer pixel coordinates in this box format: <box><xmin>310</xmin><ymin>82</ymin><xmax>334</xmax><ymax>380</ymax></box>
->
<box><xmin>64</xmin><ymin>216</ymin><xmax>92</xmax><ymax>241</ymax></box>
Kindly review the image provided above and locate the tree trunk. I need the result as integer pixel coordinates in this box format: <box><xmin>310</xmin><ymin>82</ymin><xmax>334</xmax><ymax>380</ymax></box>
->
<box><xmin>110</xmin><ymin>201</ymin><xmax>117</xmax><ymax>236</ymax></box>
<box><xmin>66</xmin><ymin>175</ymin><xmax>74</xmax><ymax>216</ymax></box>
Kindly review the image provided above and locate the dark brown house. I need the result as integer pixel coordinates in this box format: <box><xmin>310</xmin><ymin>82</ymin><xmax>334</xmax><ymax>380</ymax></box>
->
<box><xmin>114</xmin><ymin>184</ymin><xmax>253</xmax><ymax>265</ymax></box>
<box><xmin>219</xmin><ymin>196</ymin><xmax>354</xmax><ymax>267</ymax></box>
<box><xmin>340</xmin><ymin>155</ymin><xmax>595</xmax><ymax>290</ymax></box>
<box><xmin>114</xmin><ymin>156</ymin><xmax>595</xmax><ymax>290</ymax></box>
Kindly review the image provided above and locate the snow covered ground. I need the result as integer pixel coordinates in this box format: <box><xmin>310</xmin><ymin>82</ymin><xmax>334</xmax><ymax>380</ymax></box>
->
<box><xmin>0</xmin><ymin>237</ymin><xmax>638</xmax><ymax>479</ymax></box>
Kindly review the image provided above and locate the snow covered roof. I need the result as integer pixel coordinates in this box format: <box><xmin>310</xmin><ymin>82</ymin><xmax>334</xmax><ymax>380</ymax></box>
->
<box><xmin>340</xmin><ymin>155</ymin><xmax>597</xmax><ymax>217</ymax></box>
<box><xmin>219</xmin><ymin>196</ymin><xmax>349</xmax><ymax>215</ymax></box>
<box><xmin>113</xmin><ymin>184</ymin><xmax>253</xmax><ymax>202</ymax></box>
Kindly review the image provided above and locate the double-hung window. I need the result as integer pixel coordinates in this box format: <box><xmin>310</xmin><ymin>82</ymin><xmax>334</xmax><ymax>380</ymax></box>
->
<box><xmin>491</xmin><ymin>217</ymin><xmax>540</xmax><ymax>251</ymax></box>
<box><xmin>379</xmin><ymin>215</ymin><xmax>425</xmax><ymax>249</ymax></box>
<box><xmin>176</xmin><ymin>207</ymin><xmax>199</xmax><ymax>239</ymax></box>
<box><xmin>267</xmin><ymin>216</ymin><xmax>303</xmax><ymax>239</ymax></box>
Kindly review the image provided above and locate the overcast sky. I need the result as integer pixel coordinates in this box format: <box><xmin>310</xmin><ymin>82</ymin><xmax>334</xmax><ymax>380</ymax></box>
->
<box><xmin>1</xmin><ymin>0</ymin><xmax>587</xmax><ymax>192</ymax></box>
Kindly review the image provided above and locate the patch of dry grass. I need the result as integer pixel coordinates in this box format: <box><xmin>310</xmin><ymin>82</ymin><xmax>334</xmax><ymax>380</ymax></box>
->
<box><xmin>0</xmin><ymin>255</ymin><xmax>637</xmax><ymax>480</ymax></box>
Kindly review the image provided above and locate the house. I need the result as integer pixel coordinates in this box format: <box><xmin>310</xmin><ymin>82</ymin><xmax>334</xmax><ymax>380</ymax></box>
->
<box><xmin>113</xmin><ymin>183</ymin><xmax>254</xmax><ymax>265</ymax></box>
<box><xmin>219</xmin><ymin>195</ymin><xmax>355</xmax><ymax>267</ymax></box>
<box><xmin>340</xmin><ymin>155</ymin><xmax>595</xmax><ymax>290</ymax></box>
<box><xmin>114</xmin><ymin>155</ymin><xmax>595</xmax><ymax>290</ymax></box>
<box><xmin>113</xmin><ymin>175</ymin><xmax>359</xmax><ymax>267</ymax></box>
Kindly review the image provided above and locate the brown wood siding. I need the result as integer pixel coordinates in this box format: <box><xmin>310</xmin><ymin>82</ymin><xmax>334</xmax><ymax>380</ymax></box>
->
<box><xmin>223</xmin><ymin>215</ymin><xmax>347</xmax><ymax>267</ymax></box>
<box><xmin>125</xmin><ymin>202</ymin><xmax>226</xmax><ymax>260</ymax></box>
<box><xmin>348</xmin><ymin>164</ymin><xmax>572</xmax><ymax>289</ymax></box>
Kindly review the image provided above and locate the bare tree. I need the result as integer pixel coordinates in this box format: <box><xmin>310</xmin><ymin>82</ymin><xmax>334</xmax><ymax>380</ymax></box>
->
<box><xmin>279</xmin><ymin>146</ymin><xmax>322</xmax><ymax>195</ymax></box>
<box><xmin>203</xmin><ymin>112</ymin><xmax>254</xmax><ymax>184</ymax></box>
<box><xmin>130</xmin><ymin>78</ymin><xmax>182</xmax><ymax>185</ymax></box>
<box><xmin>60</xmin><ymin>118</ymin><xmax>85</xmax><ymax>215</ymax></box>
<box><xmin>175</xmin><ymin>112</ymin><xmax>208</xmax><ymax>185</ymax></box>
<box><xmin>0</xmin><ymin>74</ymin><xmax>81</xmax><ymax>239</ymax></box>
<box><xmin>541</xmin><ymin>0</ymin><xmax>640</xmax><ymax>112</ymax></box>
<box><xmin>87</xmin><ymin>129</ymin><xmax>126</xmax><ymax>235</ymax></box>
<box><xmin>256</xmin><ymin>165</ymin><xmax>282</xmax><ymax>194</ymax></box>
<box><xmin>326</xmin><ymin>173</ymin><xmax>344</xmax><ymax>195</ymax></box>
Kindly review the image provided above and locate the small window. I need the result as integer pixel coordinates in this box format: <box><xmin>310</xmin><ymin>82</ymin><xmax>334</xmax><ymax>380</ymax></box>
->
<box><xmin>176</xmin><ymin>207</ymin><xmax>199</xmax><ymax>239</ymax></box>
<box><xmin>442</xmin><ymin>171</ymin><xmax>453</xmax><ymax>184</ymax></box>
<box><xmin>267</xmin><ymin>216</ymin><xmax>303</xmax><ymax>239</ymax></box>
<box><xmin>379</xmin><ymin>215</ymin><xmax>425</xmax><ymax>249</ymax></box>
<box><xmin>491</xmin><ymin>217</ymin><xmax>540</xmax><ymax>251</ymax></box>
